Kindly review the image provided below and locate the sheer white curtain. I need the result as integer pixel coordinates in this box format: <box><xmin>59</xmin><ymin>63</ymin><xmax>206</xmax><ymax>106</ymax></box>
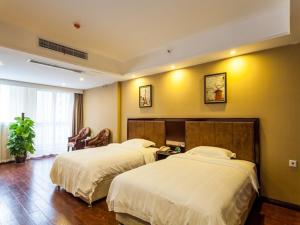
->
<box><xmin>0</xmin><ymin>84</ymin><xmax>74</xmax><ymax>162</ymax></box>
<box><xmin>35</xmin><ymin>90</ymin><xmax>74</xmax><ymax>156</ymax></box>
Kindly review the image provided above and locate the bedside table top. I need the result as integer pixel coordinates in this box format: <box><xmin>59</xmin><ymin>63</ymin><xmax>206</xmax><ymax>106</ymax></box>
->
<box><xmin>156</xmin><ymin>150</ymin><xmax>180</xmax><ymax>156</ymax></box>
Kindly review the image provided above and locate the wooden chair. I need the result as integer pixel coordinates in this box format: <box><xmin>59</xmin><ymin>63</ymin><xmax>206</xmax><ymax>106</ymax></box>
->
<box><xmin>68</xmin><ymin>127</ymin><xmax>91</xmax><ymax>151</ymax></box>
<box><xmin>85</xmin><ymin>128</ymin><xmax>111</xmax><ymax>148</ymax></box>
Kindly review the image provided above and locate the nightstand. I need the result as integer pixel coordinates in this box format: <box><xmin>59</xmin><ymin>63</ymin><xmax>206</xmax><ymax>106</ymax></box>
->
<box><xmin>156</xmin><ymin>150</ymin><xmax>180</xmax><ymax>161</ymax></box>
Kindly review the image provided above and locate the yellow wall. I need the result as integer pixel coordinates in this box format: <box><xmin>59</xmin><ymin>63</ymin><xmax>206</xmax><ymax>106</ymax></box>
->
<box><xmin>120</xmin><ymin>44</ymin><xmax>300</xmax><ymax>205</ymax></box>
<box><xmin>83</xmin><ymin>82</ymin><xmax>120</xmax><ymax>142</ymax></box>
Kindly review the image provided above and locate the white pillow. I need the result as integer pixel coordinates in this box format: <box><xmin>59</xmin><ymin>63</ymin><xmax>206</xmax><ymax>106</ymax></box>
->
<box><xmin>187</xmin><ymin>146</ymin><xmax>236</xmax><ymax>159</ymax></box>
<box><xmin>122</xmin><ymin>138</ymin><xmax>156</xmax><ymax>148</ymax></box>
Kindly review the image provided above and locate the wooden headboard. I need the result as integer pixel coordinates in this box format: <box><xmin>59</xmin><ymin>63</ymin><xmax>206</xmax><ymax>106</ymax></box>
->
<box><xmin>127</xmin><ymin>118</ymin><xmax>259</xmax><ymax>164</ymax></box>
<box><xmin>185</xmin><ymin>119</ymin><xmax>259</xmax><ymax>164</ymax></box>
<box><xmin>127</xmin><ymin>120</ymin><xmax>165</xmax><ymax>147</ymax></box>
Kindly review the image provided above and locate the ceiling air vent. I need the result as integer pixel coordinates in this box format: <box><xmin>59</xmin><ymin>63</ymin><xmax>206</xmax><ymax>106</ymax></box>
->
<box><xmin>28</xmin><ymin>59</ymin><xmax>83</xmax><ymax>74</ymax></box>
<box><xmin>38</xmin><ymin>38</ymin><xmax>88</xmax><ymax>60</ymax></box>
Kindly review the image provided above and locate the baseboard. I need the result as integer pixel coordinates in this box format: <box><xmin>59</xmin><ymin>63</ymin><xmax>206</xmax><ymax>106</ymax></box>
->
<box><xmin>0</xmin><ymin>159</ymin><xmax>14</xmax><ymax>164</ymax></box>
<box><xmin>261</xmin><ymin>196</ymin><xmax>300</xmax><ymax>211</ymax></box>
<box><xmin>0</xmin><ymin>154</ymin><xmax>56</xmax><ymax>164</ymax></box>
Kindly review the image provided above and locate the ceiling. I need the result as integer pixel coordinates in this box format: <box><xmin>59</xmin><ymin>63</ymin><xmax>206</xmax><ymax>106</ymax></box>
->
<box><xmin>0</xmin><ymin>0</ymin><xmax>285</xmax><ymax>61</ymax></box>
<box><xmin>0</xmin><ymin>0</ymin><xmax>299</xmax><ymax>89</ymax></box>
<box><xmin>0</xmin><ymin>47</ymin><xmax>121</xmax><ymax>89</ymax></box>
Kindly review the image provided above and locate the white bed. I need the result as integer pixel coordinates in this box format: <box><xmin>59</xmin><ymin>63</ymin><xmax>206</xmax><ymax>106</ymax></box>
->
<box><xmin>107</xmin><ymin>151</ymin><xmax>259</xmax><ymax>225</ymax></box>
<box><xmin>50</xmin><ymin>140</ymin><xmax>158</xmax><ymax>205</ymax></box>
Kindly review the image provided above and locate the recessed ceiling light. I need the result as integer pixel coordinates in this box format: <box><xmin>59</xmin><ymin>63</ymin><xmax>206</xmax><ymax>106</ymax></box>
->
<box><xmin>79</xmin><ymin>77</ymin><xmax>84</xmax><ymax>81</ymax></box>
<box><xmin>171</xmin><ymin>65</ymin><xmax>176</xmax><ymax>70</ymax></box>
<box><xmin>230</xmin><ymin>50</ymin><xmax>236</xmax><ymax>56</ymax></box>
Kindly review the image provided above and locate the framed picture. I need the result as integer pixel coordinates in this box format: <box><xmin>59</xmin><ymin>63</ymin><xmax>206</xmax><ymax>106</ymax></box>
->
<box><xmin>139</xmin><ymin>85</ymin><xmax>152</xmax><ymax>108</ymax></box>
<box><xmin>204</xmin><ymin>73</ymin><xmax>227</xmax><ymax>104</ymax></box>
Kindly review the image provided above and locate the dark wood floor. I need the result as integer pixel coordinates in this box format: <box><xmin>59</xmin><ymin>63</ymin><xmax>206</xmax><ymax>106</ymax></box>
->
<box><xmin>0</xmin><ymin>157</ymin><xmax>299</xmax><ymax>225</ymax></box>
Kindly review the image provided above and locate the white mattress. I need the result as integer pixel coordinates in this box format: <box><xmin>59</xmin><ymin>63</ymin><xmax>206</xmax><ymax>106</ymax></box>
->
<box><xmin>50</xmin><ymin>143</ymin><xmax>158</xmax><ymax>203</ymax></box>
<box><xmin>107</xmin><ymin>154</ymin><xmax>259</xmax><ymax>225</ymax></box>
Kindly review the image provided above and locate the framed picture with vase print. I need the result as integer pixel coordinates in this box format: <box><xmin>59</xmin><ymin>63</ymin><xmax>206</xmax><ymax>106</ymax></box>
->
<box><xmin>204</xmin><ymin>73</ymin><xmax>227</xmax><ymax>104</ymax></box>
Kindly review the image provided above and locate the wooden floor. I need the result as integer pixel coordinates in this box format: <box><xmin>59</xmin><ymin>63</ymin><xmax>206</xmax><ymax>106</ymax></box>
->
<box><xmin>0</xmin><ymin>157</ymin><xmax>299</xmax><ymax>225</ymax></box>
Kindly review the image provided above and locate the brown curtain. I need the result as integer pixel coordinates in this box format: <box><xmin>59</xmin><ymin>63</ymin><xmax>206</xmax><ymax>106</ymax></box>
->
<box><xmin>72</xmin><ymin>93</ymin><xmax>84</xmax><ymax>135</ymax></box>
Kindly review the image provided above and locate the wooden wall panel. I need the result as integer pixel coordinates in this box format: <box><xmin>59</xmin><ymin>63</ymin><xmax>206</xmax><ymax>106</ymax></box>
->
<box><xmin>233</xmin><ymin>122</ymin><xmax>255</xmax><ymax>162</ymax></box>
<box><xmin>186</xmin><ymin>122</ymin><xmax>215</xmax><ymax>149</ymax></box>
<box><xmin>185</xmin><ymin>121</ymin><xmax>200</xmax><ymax>150</ymax></box>
<box><xmin>144</xmin><ymin>121</ymin><xmax>165</xmax><ymax>147</ymax></box>
<box><xmin>128</xmin><ymin>120</ymin><xmax>165</xmax><ymax>147</ymax></box>
<box><xmin>128</xmin><ymin>118</ymin><xmax>258</xmax><ymax>164</ymax></box>
<box><xmin>198</xmin><ymin>122</ymin><xmax>215</xmax><ymax>146</ymax></box>
<box><xmin>127</xmin><ymin>121</ymin><xmax>144</xmax><ymax>139</ymax></box>
<box><xmin>215</xmin><ymin>122</ymin><xmax>233</xmax><ymax>150</ymax></box>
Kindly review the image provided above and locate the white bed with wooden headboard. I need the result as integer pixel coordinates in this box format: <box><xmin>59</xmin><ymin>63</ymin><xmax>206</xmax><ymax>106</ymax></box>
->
<box><xmin>106</xmin><ymin>118</ymin><xmax>260</xmax><ymax>225</ymax></box>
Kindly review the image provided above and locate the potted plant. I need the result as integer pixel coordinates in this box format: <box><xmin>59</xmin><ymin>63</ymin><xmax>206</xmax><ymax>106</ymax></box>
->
<box><xmin>7</xmin><ymin>115</ymin><xmax>36</xmax><ymax>163</ymax></box>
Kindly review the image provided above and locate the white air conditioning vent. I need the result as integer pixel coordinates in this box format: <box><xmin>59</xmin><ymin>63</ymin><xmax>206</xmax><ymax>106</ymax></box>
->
<box><xmin>29</xmin><ymin>59</ymin><xmax>83</xmax><ymax>73</ymax></box>
<box><xmin>38</xmin><ymin>38</ymin><xmax>88</xmax><ymax>60</ymax></box>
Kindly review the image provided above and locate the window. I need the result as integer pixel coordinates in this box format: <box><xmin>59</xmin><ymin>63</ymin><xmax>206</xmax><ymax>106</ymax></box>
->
<box><xmin>0</xmin><ymin>84</ymin><xmax>74</xmax><ymax>161</ymax></box>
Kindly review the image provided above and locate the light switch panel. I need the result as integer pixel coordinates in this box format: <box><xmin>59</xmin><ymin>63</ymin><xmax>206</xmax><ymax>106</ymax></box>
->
<box><xmin>289</xmin><ymin>160</ymin><xmax>297</xmax><ymax>168</ymax></box>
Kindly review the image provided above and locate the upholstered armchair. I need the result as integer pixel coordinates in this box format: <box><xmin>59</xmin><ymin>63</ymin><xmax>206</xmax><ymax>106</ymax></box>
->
<box><xmin>68</xmin><ymin>127</ymin><xmax>91</xmax><ymax>151</ymax></box>
<box><xmin>85</xmin><ymin>128</ymin><xmax>111</xmax><ymax>148</ymax></box>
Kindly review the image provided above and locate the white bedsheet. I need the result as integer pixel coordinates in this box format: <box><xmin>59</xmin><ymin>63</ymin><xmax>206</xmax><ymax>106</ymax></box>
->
<box><xmin>50</xmin><ymin>143</ymin><xmax>157</xmax><ymax>203</ymax></box>
<box><xmin>107</xmin><ymin>154</ymin><xmax>259</xmax><ymax>225</ymax></box>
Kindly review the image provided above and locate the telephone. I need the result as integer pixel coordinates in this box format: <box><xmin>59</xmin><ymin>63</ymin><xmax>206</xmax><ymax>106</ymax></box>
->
<box><xmin>159</xmin><ymin>146</ymin><xmax>171</xmax><ymax>152</ymax></box>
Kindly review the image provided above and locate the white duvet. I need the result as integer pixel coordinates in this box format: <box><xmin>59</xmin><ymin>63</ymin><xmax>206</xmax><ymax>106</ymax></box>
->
<box><xmin>107</xmin><ymin>154</ymin><xmax>259</xmax><ymax>225</ymax></box>
<box><xmin>50</xmin><ymin>143</ymin><xmax>157</xmax><ymax>203</ymax></box>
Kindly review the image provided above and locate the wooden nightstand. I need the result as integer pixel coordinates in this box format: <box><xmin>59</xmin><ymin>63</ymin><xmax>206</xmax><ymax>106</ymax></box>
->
<box><xmin>156</xmin><ymin>150</ymin><xmax>180</xmax><ymax>161</ymax></box>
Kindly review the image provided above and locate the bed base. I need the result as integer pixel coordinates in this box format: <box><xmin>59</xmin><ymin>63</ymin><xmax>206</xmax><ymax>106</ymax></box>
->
<box><xmin>116</xmin><ymin>189</ymin><xmax>257</xmax><ymax>225</ymax></box>
<box><xmin>55</xmin><ymin>178</ymin><xmax>113</xmax><ymax>207</ymax></box>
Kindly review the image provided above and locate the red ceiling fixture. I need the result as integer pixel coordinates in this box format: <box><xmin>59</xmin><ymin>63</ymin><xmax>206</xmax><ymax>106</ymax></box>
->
<box><xmin>73</xmin><ymin>22</ymin><xmax>81</xmax><ymax>29</ymax></box>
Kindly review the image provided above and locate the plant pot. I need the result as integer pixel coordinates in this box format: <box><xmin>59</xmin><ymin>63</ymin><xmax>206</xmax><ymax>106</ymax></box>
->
<box><xmin>15</xmin><ymin>153</ymin><xmax>27</xmax><ymax>163</ymax></box>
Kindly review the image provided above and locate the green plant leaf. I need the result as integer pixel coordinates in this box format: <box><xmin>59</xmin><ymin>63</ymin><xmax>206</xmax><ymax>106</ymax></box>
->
<box><xmin>7</xmin><ymin>116</ymin><xmax>36</xmax><ymax>156</ymax></box>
